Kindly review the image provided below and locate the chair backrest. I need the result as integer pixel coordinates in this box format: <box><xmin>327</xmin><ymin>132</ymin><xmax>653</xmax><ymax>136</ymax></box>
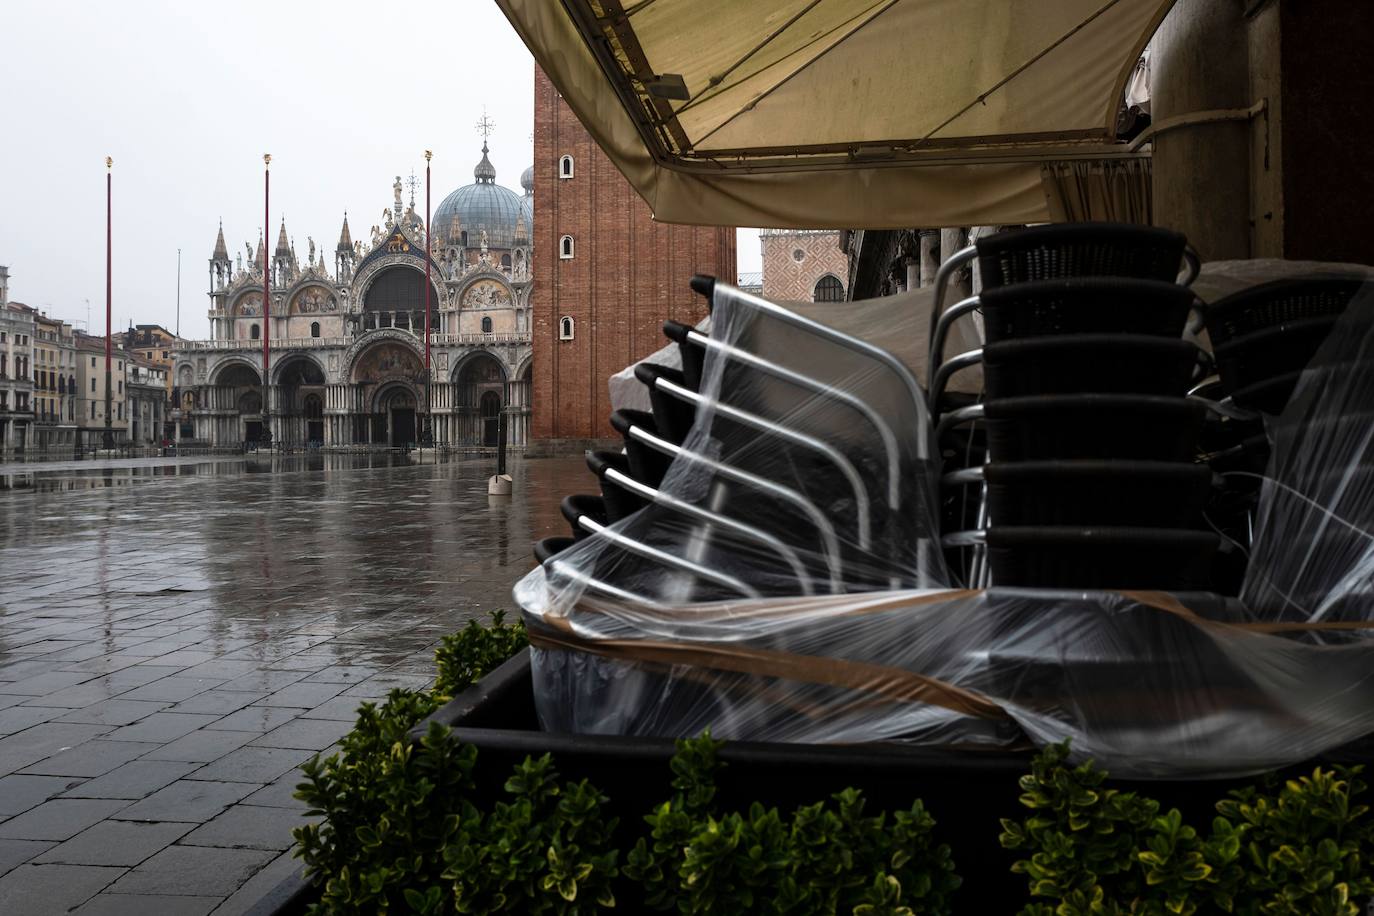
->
<box><xmin>975</xmin><ymin>222</ymin><xmax>1188</xmax><ymax>289</ymax></box>
<box><xmin>1203</xmin><ymin>275</ymin><xmax>1365</xmax><ymax>347</ymax></box>
<box><xmin>978</xmin><ymin>277</ymin><xmax>1195</xmax><ymax>342</ymax></box>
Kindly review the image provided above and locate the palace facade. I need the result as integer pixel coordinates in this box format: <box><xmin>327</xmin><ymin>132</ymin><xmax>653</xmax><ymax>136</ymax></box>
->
<box><xmin>174</xmin><ymin>144</ymin><xmax>534</xmax><ymax>449</ymax></box>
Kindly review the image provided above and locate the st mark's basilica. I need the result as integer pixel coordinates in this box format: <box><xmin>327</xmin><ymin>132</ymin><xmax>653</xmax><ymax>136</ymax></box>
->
<box><xmin>173</xmin><ymin>142</ymin><xmax>533</xmax><ymax>449</ymax></box>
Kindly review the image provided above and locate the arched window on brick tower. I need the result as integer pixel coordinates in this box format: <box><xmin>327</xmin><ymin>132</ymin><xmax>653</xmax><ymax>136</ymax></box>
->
<box><xmin>813</xmin><ymin>275</ymin><xmax>845</xmax><ymax>303</ymax></box>
<box><xmin>559</xmin><ymin>316</ymin><xmax>574</xmax><ymax>340</ymax></box>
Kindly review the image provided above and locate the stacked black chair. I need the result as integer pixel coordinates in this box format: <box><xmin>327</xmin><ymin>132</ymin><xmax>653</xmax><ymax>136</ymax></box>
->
<box><xmin>534</xmin><ymin>274</ymin><xmax>941</xmax><ymax>601</ymax></box>
<box><xmin>1193</xmin><ymin>275</ymin><xmax>1368</xmax><ymax>586</ymax></box>
<box><xmin>1203</xmin><ymin>275</ymin><xmax>1365</xmax><ymax>414</ymax></box>
<box><xmin>929</xmin><ymin>226</ymin><xmax>1218</xmax><ymax>590</ymax></box>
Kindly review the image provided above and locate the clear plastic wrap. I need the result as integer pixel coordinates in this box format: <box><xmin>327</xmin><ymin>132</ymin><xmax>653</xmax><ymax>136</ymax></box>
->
<box><xmin>515</xmin><ymin>276</ymin><xmax>1374</xmax><ymax>779</ymax></box>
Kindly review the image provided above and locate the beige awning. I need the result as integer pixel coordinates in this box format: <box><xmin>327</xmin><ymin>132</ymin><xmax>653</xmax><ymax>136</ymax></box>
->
<box><xmin>497</xmin><ymin>0</ymin><xmax>1173</xmax><ymax>228</ymax></box>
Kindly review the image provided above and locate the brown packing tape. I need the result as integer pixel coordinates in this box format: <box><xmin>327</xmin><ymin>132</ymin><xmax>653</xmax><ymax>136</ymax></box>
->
<box><xmin>528</xmin><ymin>627</ymin><xmax>1010</xmax><ymax>722</ymax></box>
<box><xmin>1116</xmin><ymin>590</ymin><xmax>1374</xmax><ymax>634</ymax></box>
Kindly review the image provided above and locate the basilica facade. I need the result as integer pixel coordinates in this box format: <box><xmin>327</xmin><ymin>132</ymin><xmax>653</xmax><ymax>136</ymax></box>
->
<box><xmin>174</xmin><ymin>144</ymin><xmax>534</xmax><ymax>449</ymax></box>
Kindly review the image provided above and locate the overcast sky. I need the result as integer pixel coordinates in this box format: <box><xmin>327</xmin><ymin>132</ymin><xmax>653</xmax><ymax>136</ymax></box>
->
<box><xmin>0</xmin><ymin>0</ymin><xmax>760</xmax><ymax>340</ymax></box>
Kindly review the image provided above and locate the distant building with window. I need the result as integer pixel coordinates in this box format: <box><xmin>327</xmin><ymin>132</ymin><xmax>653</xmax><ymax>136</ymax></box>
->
<box><xmin>174</xmin><ymin>153</ymin><xmax>534</xmax><ymax>449</ymax></box>
<box><xmin>759</xmin><ymin>229</ymin><xmax>848</xmax><ymax>303</ymax></box>
<box><xmin>31</xmin><ymin>308</ymin><xmax>78</xmax><ymax>450</ymax></box>
<box><xmin>532</xmin><ymin>63</ymin><xmax>735</xmax><ymax>446</ymax></box>
<box><xmin>74</xmin><ymin>332</ymin><xmax>128</xmax><ymax>445</ymax></box>
<box><xmin>126</xmin><ymin>358</ymin><xmax>167</xmax><ymax>446</ymax></box>
<box><xmin>1</xmin><ymin>288</ymin><xmax>36</xmax><ymax>452</ymax></box>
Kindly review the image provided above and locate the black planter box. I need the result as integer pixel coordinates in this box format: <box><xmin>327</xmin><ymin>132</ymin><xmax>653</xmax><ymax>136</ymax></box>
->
<box><xmin>251</xmin><ymin>648</ymin><xmax>1374</xmax><ymax>913</ymax></box>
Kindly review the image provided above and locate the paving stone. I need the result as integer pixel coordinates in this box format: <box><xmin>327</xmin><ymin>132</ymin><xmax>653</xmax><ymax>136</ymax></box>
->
<box><xmin>74</xmin><ymin>893</ymin><xmax>220</xmax><ymax>915</ymax></box>
<box><xmin>249</xmin><ymin>717</ymin><xmax>353</xmax><ymax>751</ymax></box>
<box><xmin>165</xmin><ymin>690</ymin><xmax>269</xmax><ymax>716</ymax></box>
<box><xmin>253</xmin><ymin>682</ymin><xmax>349</xmax><ymax>709</ymax></box>
<box><xmin>116</xmin><ymin>676</ymin><xmax>226</xmax><ymax>703</ymax></box>
<box><xmin>215</xmin><ymin>669</ymin><xmax>311</xmax><ymax>694</ymax></box>
<box><xmin>0</xmin><ymin>723</ymin><xmax>110</xmax><ymax>777</ymax></box>
<box><xmin>240</xmin><ymin>771</ymin><xmax>308</xmax><ymax>810</ymax></box>
<box><xmin>205</xmin><ymin>705</ymin><xmax>306</xmax><ymax>734</ymax></box>
<box><xmin>297</xmin><ymin>695</ymin><xmax>367</xmax><ymax>722</ymax></box>
<box><xmin>113</xmin><ymin>779</ymin><xmax>259</xmax><ymax>823</ymax></box>
<box><xmin>174</xmin><ymin>660</ymin><xmax>263</xmax><ymax>681</ymax></box>
<box><xmin>0</xmin><ymin>838</ymin><xmax>54</xmax><ymax>877</ymax></box>
<box><xmin>0</xmin><ymin>670</ymin><xmax>95</xmax><ymax>696</ymax></box>
<box><xmin>300</xmin><ymin>664</ymin><xmax>381</xmax><ymax>684</ymax></box>
<box><xmin>61</xmin><ymin>760</ymin><xmax>199</xmax><ymax>800</ymax></box>
<box><xmin>0</xmin><ymin>454</ymin><xmax>575</xmax><ymax>903</ymax></box>
<box><xmin>188</xmin><ymin>747</ymin><xmax>310</xmax><ymax>785</ymax></box>
<box><xmin>35</xmin><ymin>820</ymin><xmax>196</xmax><ymax>866</ymax></box>
<box><xmin>20</xmin><ymin>740</ymin><xmax>161</xmax><ymax>778</ymax></box>
<box><xmin>0</xmin><ymin>774</ymin><xmax>88</xmax><ymax>816</ymax></box>
<box><xmin>104</xmin><ymin>713</ymin><xmax>222</xmax><ymax>743</ymax></box>
<box><xmin>56</xmin><ymin>699</ymin><xmax>169</xmax><ymax>727</ymax></box>
<box><xmin>0</xmin><ymin>705</ymin><xmax>67</xmax><ymax>736</ymax></box>
<box><xmin>103</xmin><ymin>845</ymin><xmax>274</xmax><ymax>897</ymax></box>
<box><xmin>0</xmin><ymin>799</ymin><xmax>130</xmax><ymax>841</ymax></box>
<box><xmin>144</xmin><ymin>729</ymin><xmax>259</xmax><ymax>763</ymax></box>
<box><xmin>180</xmin><ymin>805</ymin><xmax>315</xmax><ymax>851</ymax></box>
<box><xmin>0</xmin><ymin>863</ymin><xmax>127</xmax><ymax>913</ymax></box>
<box><xmin>202</xmin><ymin>848</ymin><xmax>301</xmax><ymax>916</ymax></box>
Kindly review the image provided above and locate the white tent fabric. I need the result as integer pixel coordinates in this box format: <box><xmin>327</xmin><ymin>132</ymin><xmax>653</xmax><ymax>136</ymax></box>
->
<box><xmin>497</xmin><ymin>0</ymin><xmax>1175</xmax><ymax>228</ymax></box>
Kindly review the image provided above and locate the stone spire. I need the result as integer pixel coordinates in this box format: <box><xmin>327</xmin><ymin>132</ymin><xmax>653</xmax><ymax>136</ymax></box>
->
<box><xmin>474</xmin><ymin>142</ymin><xmax>496</xmax><ymax>184</ymax></box>
<box><xmin>275</xmin><ymin>219</ymin><xmax>291</xmax><ymax>257</ymax></box>
<box><xmin>336</xmin><ymin>212</ymin><xmax>353</xmax><ymax>252</ymax></box>
<box><xmin>255</xmin><ymin>234</ymin><xmax>265</xmax><ymax>269</ymax></box>
<box><xmin>212</xmin><ymin>221</ymin><xmax>229</xmax><ymax>261</ymax></box>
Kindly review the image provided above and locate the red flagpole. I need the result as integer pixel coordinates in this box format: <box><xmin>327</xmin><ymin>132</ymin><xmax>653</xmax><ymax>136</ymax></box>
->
<box><xmin>261</xmin><ymin>154</ymin><xmax>272</xmax><ymax>448</ymax></box>
<box><xmin>104</xmin><ymin>157</ymin><xmax>113</xmax><ymax>450</ymax></box>
<box><xmin>423</xmin><ymin>150</ymin><xmax>433</xmax><ymax>445</ymax></box>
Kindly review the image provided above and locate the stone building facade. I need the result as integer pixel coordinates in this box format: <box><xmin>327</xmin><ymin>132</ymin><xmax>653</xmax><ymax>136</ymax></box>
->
<box><xmin>174</xmin><ymin>148</ymin><xmax>535</xmax><ymax>449</ymax></box>
<box><xmin>126</xmin><ymin>359</ymin><xmax>166</xmax><ymax>445</ymax></box>
<box><xmin>74</xmin><ymin>332</ymin><xmax>129</xmax><ymax>445</ymax></box>
<box><xmin>759</xmin><ymin>229</ymin><xmax>849</xmax><ymax>303</ymax></box>
<box><xmin>32</xmin><ymin>309</ymin><xmax>78</xmax><ymax>450</ymax></box>
<box><xmin>531</xmin><ymin>64</ymin><xmax>736</xmax><ymax>445</ymax></box>
<box><xmin>1</xmin><ymin>299</ymin><xmax>35</xmax><ymax>452</ymax></box>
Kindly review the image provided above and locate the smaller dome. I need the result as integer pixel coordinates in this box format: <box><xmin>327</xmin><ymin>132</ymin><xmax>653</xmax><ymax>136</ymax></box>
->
<box><xmin>520</xmin><ymin>165</ymin><xmax>534</xmax><ymax>195</ymax></box>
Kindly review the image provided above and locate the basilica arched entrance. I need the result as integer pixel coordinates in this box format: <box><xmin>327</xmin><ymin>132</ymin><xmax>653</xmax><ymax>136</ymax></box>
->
<box><xmin>209</xmin><ymin>362</ymin><xmax>263</xmax><ymax>445</ymax></box>
<box><xmin>349</xmin><ymin>336</ymin><xmax>424</xmax><ymax>446</ymax></box>
<box><xmin>452</xmin><ymin>352</ymin><xmax>506</xmax><ymax>446</ymax></box>
<box><xmin>376</xmin><ymin>384</ymin><xmax>418</xmax><ymax>447</ymax></box>
<box><xmin>479</xmin><ymin>390</ymin><xmax>501</xmax><ymax>446</ymax></box>
<box><xmin>274</xmin><ymin>355</ymin><xmax>326</xmax><ymax>447</ymax></box>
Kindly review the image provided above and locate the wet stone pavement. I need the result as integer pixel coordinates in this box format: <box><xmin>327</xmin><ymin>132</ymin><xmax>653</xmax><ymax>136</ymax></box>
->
<box><xmin>0</xmin><ymin>453</ymin><xmax>585</xmax><ymax>914</ymax></box>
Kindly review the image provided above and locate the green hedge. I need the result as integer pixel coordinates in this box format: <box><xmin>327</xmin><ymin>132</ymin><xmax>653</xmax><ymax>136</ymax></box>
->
<box><xmin>292</xmin><ymin>612</ymin><xmax>1374</xmax><ymax>915</ymax></box>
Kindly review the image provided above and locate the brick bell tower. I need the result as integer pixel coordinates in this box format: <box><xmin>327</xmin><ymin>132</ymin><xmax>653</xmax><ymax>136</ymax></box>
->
<box><xmin>531</xmin><ymin>64</ymin><xmax>736</xmax><ymax>448</ymax></box>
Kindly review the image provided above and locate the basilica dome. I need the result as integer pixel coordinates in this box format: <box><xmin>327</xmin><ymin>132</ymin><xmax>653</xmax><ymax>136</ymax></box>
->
<box><xmin>432</xmin><ymin>144</ymin><xmax>530</xmax><ymax>250</ymax></box>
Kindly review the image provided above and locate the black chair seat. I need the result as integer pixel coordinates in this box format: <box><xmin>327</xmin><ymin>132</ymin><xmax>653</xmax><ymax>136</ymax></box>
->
<box><xmin>609</xmin><ymin>410</ymin><xmax>673</xmax><ymax>488</ymax></box>
<box><xmin>976</xmin><ymin>222</ymin><xmax>1189</xmax><ymax>288</ymax></box>
<box><xmin>1204</xmin><ymin>275</ymin><xmax>1365</xmax><ymax>347</ymax></box>
<box><xmin>586</xmin><ymin>450</ymin><xmax>650</xmax><ymax>522</ymax></box>
<box><xmin>986</xmin><ymin>526</ymin><xmax>1218</xmax><ymax>589</ymax></box>
<box><xmin>984</xmin><ymin>460</ymin><xmax>1212</xmax><ymax>527</ymax></box>
<box><xmin>984</xmin><ymin>394</ymin><xmax>1206</xmax><ymax>462</ymax></box>
<box><xmin>633</xmin><ymin>363</ymin><xmax>697</xmax><ymax>445</ymax></box>
<box><xmin>533</xmin><ymin>536</ymin><xmax>575</xmax><ymax>565</ymax></box>
<box><xmin>979</xmin><ymin>278</ymin><xmax>1196</xmax><ymax>342</ymax></box>
<box><xmin>560</xmin><ymin>494</ymin><xmax>608</xmax><ymax>541</ymax></box>
<box><xmin>662</xmin><ymin>320</ymin><xmax>708</xmax><ymax>393</ymax></box>
<box><xmin>1213</xmin><ymin>316</ymin><xmax>1336</xmax><ymax>398</ymax></box>
<box><xmin>983</xmin><ymin>334</ymin><xmax>1202</xmax><ymax>399</ymax></box>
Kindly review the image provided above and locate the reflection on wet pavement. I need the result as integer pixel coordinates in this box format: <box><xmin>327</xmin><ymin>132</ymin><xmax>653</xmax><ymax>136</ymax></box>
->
<box><xmin>0</xmin><ymin>454</ymin><xmax>585</xmax><ymax>911</ymax></box>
